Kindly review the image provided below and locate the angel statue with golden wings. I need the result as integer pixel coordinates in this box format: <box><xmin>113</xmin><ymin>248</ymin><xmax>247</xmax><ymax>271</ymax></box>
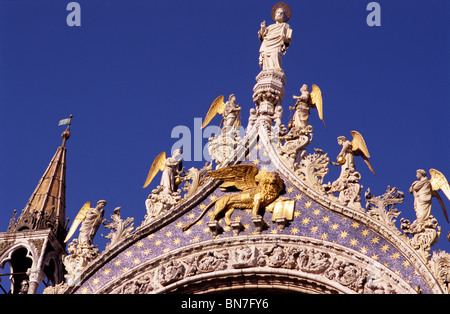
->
<box><xmin>64</xmin><ymin>200</ymin><xmax>107</xmax><ymax>246</ymax></box>
<box><xmin>331</xmin><ymin>131</ymin><xmax>375</xmax><ymax>181</ymax></box>
<box><xmin>326</xmin><ymin>131</ymin><xmax>375</xmax><ymax>209</ymax></box>
<box><xmin>409</xmin><ymin>169</ymin><xmax>449</xmax><ymax>224</ymax></box>
<box><xmin>201</xmin><ymin>94</ymin><xmax>241</xmax><ymax>131</ymax></box>
<box><xmin>400</xmin><ymin>169</ymin><xmax>449</xmax><ymax>261</ymax></box>
<box><xmin>143</xmin><ymin>149</ymin><xmax>183</xmax><ymax>195</ymax></box>
<box><xmin>290</xmin><ymin>84</ymin><xmax>326</xmax><ymax>131</ymax></box>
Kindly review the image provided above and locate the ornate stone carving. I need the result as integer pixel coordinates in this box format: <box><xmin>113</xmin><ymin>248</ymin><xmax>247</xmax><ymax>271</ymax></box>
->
<box><xmin>207</xmin><ymin>128</ymin><xmax>242</xmax><ymax>169</ymax></box>
<box><xmin>401</xmin><ymin>216</ymin><xmax>441</xmax><ymax>263</ymax></box>
<box><xmin>185</xmin><ymin>250</ymin><xmax>228</xmax><ymax>276</ymax></box>
<box><xmin>325</xmin><ymin>171</ymin><xmax>363</xmax><ymax>211</ymax></box>
<box><xmin>157</xmin><ymin>260</ymin><xmax>185</xmax><ymax>286</ymax></box>
<box><xmin>98</xmin><ymin>237</ymin><xmax>415</xmax><ymax>294</ymax></box>
<box><xmin>365</xmin><ymin>186</ymin><xmax>404</xmax><ymax>235</ymax></box>
<box><xmin>278</xmin><ymin>126</ymin><xmax>313</xmax><ymax>168</ymax></box>
<box><xmin>295</xmin><ymin>148</ymin><xmax>330</xmax><ymax>195</ymax></box>
<box><xmin>429</xmin><ymin>250</ymin><xmax>450</xmax><ymax>294</ymax></box>
<box><xmin>63</xmin><ymin>238</ymin><xmax>100</xmax><ymax>286</ymax></box>
<box><xmin>231</xmin><ymin>246</ymin><xmax>258</xmax><ymax>268</ymax></box>
<box><xmin>102</xmin><ymin>207</ymin><xmax>134</xmax><ymax>250</ymax></box>
<box><xmin>253</xmin><ymin>71</ymin><xmax>287</xmax><ymax>128</ymax></box>
<box><xmin>182</xmin><ymin>162</ymin><xmax>212</xmax><ymax>199</ymax></box>
<box><xmin>324</xmin><ymin>259</ymin><xmax>368</xmax><ymax>293</ymax></box>
<box><xmin>298</xmin><ymin>248</ymin><xmax>331</xmax><ymax>274</ymax></box>
<box><xmin>363</xmin><ymin>275</ymin><xmax>395</xmax><ymax>294</ymax></box>
<box><xmin>143</xmin><ymin>188</ymin><xmax>181</xmax><ymax>226</ymax></box>
<box><xmin>120</xmin><ymin>273</ymin><xmax>155</xmax><ymax>294</ymax></box>
<box><xmin>260</xmin><ymin>245</ymin><xmax>300</xmax><ymax>269</ymax></box>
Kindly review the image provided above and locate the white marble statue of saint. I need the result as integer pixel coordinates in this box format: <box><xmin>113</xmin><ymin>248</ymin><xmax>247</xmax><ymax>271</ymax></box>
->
<box><xmin>258</xmin><ymin>4</ymin><xmax>293</xmax><ymax>72</ymax></box>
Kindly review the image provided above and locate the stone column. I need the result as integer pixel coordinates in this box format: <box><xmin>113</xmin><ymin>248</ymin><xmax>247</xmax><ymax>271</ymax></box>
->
<box><xmin>252</xmin><ymin>70</ymin><xmax>287</xmax><ymax>128</ymax></box>
<box><xmin>26</xmin><ymin>267</ymin><xmax>43</xmax><ymax>294</ymax></box>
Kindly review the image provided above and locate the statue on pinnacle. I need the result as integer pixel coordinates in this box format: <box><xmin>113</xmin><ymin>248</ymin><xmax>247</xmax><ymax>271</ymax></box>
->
<box><xmin>258</xmin><ymin>3</ymin><xmax>292</xmax><ymax>72</ymax></box>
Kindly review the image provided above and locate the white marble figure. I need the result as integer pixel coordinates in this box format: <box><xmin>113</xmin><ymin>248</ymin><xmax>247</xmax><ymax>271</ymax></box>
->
<box><xmin>222</xmin><ymin>94</ymin><xmax>241</xmax><ymax>129</ymax></box>
<box><xmin>334</xmin><ymin>136</ymin><xmax>355</xmax><ymax>182</ymax></box>
<box><xmin>258</xmin><ymin>6</ymin><xmax>292</xmax><ymax>72</ymax></box>
<box><xmin>409</xmin><ymin>169</ymin><xmax>433</xmax><ymax>222</ymax></box>
<box><xmin>78</xmin><ymin>200</ymin><xmax>107</xmax><ymax>246</ymax></box>
<box><xmin>290</xmin><ymin>84</ymin><xmax>311</xmax><ymax>130</ymax></box>
<box><xmin>160</xmin><ymin>149</ymin><xmax>183</xmax><ymax>195</ymax></box>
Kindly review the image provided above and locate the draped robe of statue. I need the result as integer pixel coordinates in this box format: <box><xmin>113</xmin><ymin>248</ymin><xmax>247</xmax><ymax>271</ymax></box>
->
<box><xmin>410</xmin><ymin>176</ymin><xmax>432</xmax><ymax>222</ymax></box>
<box><xmin>291</xmin><ymin>85</ymin><xmax>311</xmax><ymax>130</ymax></box>
<box><xmin>78</xmin><ymin>204</ymin><xmax>105</xmax><ymax>246</ymax></box>
<box><xmin>337</xmin><ymin>139</ymin><xmax>355</xmax><ymax>182</ymax></box>
<box><xmin>259</xmin><ymin>22</ymin><xmax>292</xmax><ymax>72</ymax></box>
<box><xmin>160</xmin><ymin>155</ymin><xmax>182</xmax><ymax>195</ymax></box>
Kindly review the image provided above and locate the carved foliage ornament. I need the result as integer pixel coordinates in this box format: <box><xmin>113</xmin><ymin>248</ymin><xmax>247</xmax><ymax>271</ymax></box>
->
<box><xmin>108</xmin><ymin>244</ymin><xmax>405</xmax><ymax>294</ymax></box>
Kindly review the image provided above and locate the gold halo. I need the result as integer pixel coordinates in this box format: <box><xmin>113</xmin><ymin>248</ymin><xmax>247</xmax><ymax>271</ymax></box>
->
<box><xmin>271</xmin><ymin>2</ymin><xmax>291</xmax><ymax>22</ymax></box>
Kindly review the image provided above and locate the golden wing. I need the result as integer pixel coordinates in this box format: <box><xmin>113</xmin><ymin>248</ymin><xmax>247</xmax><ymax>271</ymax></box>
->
<box><xmin>207</xmin><ymin>164</ymin><xmax>259</xmax><ymax>191</ymax></box>
<box><xmin>350</xmin><ymin>130</ymin><xmax>375</xmax><ymax>175</ymax></box>
<box><xmin>64</xmin><ymin>201</ymin><xmax>91</xmax><ymax>243</ymax></box>
<box><xmin>201</xmin><ymin>95</ymin><xmax>226</xmax><ymax>129</ymax></box>
<box><xmin>143</xmin><ymin>152</ymin><xmax>166</xmax><ymax>188</ymax></box>
<box><xmin>429</xmin><ymin>168</ymin><xmax>450</xmax><ymax>223</ymax></box>
<box><xmin>310</xmin><ymin>84</ymin><xmax>327</xmax><ymax>129</ymax></box>
<box><xmin>429</xmin><ymin>169</ymin><xmax>450</xmax><ymax>199</ymax></box>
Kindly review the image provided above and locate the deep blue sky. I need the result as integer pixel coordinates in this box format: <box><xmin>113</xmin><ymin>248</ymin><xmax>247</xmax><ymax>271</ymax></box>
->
<box><xmin>0</xmin><ymin>0</ymin><xmax>448</xmax><ymax>254</ymax></box>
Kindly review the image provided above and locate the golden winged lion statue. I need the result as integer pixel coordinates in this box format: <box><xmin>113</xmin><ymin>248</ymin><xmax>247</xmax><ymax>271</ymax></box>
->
<box><xmin>183</xmin><ymin>164</ymin><xmax>285</xmax><ymax>231</ymax></box>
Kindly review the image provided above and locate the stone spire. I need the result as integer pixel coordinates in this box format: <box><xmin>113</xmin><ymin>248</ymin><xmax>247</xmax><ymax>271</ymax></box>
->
<box><xmin>9</xmin><ymin>125</ymin><xmax>71</xmax><ymax>244</ymax></box>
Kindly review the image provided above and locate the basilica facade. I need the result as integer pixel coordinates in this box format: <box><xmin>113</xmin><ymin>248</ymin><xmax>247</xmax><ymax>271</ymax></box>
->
<box><xmin>1</xmin><ymin>3</ymin><xmax>449</xmax><ymax>294</ymax></box>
